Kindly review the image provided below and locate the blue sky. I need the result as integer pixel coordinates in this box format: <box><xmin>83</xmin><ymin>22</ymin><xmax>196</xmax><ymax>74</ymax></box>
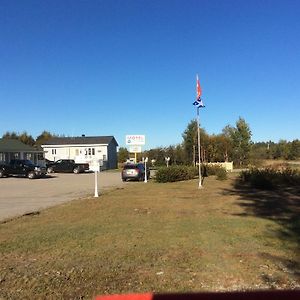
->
<box><xmin>1</xmin><ymin>0</ymin><xmax>299</xmax><ymax>149</ymax></box>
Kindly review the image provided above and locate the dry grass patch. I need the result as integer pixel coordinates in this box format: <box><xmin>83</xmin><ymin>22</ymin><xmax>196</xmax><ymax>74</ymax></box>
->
<box><xmin>0</xmin><ymin>175</ymin><xmax>299</xmax><ymax>299</ymax></box>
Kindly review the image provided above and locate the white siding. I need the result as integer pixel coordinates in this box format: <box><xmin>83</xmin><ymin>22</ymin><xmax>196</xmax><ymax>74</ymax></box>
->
<box><xmin>43</xmin><ymin>145</ymin><xmax>108</xmax><ymax>164</ymax></box>
<box><xmin>41</xmin><ymin>140</ymin><xmax>117</xmax><ymax>170</ymax></box>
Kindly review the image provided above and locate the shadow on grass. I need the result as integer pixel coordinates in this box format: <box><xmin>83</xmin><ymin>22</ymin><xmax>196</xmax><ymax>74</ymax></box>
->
<box><xmin>222</xmin><ymin>180</ymin><xmax>300</xmax><ymax>282</ymax></box>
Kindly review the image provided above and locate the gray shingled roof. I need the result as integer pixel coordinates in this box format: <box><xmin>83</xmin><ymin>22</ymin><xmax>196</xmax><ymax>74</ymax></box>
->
<box><xmin>42</xmin><ymin>136</ymin><xmax>118</xmax><ymax>146</ymax></box>
<box><xmin>0</xmin><ymin>139</ymin><xmax>41</xmax><ymax>152</ymax></box>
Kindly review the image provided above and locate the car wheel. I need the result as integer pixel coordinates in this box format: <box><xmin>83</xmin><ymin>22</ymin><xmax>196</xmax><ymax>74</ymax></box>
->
<box><xmin>47</xmin><ymin>167</ymin><xmax>53</xmax><ymax>173</ymax></box>
<box><xmin>28</xmin><ymin>171</ymin><xmax>36</xmax><ymax>179</ymax></box>
<box><xmin>73</xmin><ymin>167</ymin><xmax>80</xmax><ymax>174</ymax></box>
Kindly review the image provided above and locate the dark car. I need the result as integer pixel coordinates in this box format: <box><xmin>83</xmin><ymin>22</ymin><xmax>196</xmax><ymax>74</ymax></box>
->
<box><xmin>0</xmin><ymin>159</ymin><xmax>46</xmax><ymax>179</ymax></box>
<box><xmin>121</xmin><ymin>163</ymin><xmax>150</xmax><ymax>182</ymax></box>
<box><xmin>46</xmin><ymin>159</ymin><xmax>89</xmax><ymax>174</ymax></box>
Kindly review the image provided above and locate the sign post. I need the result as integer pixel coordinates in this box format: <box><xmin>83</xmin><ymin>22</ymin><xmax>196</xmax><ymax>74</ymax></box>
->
<box><xmin>94</xmin><ymin>170</ymin><xmax>99</xmax><ymax>197</ymax></box>
<box><xmin>165</xmin><ymin>157</ymin><xmax>170</xmax><ymax>167</ymax></box>
<box><xmin>90</xmin><ymin>159</ymin><xmax>102</xmax><ymax>198</ymax></box>
<box><xmin>143</xmin><ymin>157</ymin><xmax>148</xmax><ymax>183</ymax></box>
<box><xmin>126</xmin><ymin>135</ymin><xmax>146</xmax><ymax>163</ymax></box>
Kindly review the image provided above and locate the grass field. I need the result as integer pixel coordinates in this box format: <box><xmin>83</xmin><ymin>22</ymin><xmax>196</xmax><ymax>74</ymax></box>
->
<box><xmin>0</xmin><ymin>174</ymin><xmax>299</xmax><ymax>299</ymax></box>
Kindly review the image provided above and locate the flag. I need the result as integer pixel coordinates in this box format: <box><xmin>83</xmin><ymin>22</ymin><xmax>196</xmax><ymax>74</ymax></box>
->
<box><xmin>196</xmin><ymin>74</ymin><xmax>202</xmax><ymax>99</ymax></box>
<box><xmin>193</xmin><ymin>74</ymin><xmax>205</xmax><ymax>107</ymax></box>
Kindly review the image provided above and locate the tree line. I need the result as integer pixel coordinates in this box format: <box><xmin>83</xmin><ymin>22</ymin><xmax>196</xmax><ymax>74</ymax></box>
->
<box><xmin>1</xmin><ymin>131</ymin><xmax>57</xmax><ymax>147</ymax></box>
<box><xmin>119</xmin><ymin>117</ymin><xmax>300</xmax><ymax>166</ymax></box>
<box><xmin>2</xmin><ymin>118</ymin><xmax>299</xmax><ymax>166</ymax></box>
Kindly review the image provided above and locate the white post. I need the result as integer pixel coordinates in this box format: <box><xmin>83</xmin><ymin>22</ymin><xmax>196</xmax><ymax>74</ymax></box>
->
<box><xmin>144</xmin><ymin>157</ymin><xmax>148</xmax><ymax>183</ymax></box>
<box><xmin>165</xmin><ymin>157</ymin><xmax>170</xmax><ymax>167</ymax></box>
<box><xmin>94</xmin><ymin>170</ymin><xmax>99</xmax><ymax>197</ymax></box>
<box><xmin>197</xmin><ymin>106</ymin><xmax>202</xmax><ymax>189</ymax></box>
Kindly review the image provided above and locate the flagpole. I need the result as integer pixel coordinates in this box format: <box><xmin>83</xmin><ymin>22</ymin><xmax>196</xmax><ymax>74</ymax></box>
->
<box><xmin>194</xmin><ymin>73</ymin><xmax>204</xmax><ymax>189</ymax></box>
<box><xmin>197</xmin><ymin>106</ymin><xmax>202</xmax><ymax>188</ymax></box>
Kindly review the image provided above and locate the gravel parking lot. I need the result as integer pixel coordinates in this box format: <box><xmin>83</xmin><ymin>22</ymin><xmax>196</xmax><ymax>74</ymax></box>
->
<box><xmin>0</xmin><ymin>171</ymin><xmax>124</xmax><ymax>222</ymax></box>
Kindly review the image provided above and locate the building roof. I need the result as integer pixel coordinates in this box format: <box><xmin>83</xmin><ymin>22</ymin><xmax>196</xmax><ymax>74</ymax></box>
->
<box><xmin>0</xmin><ymin>138</ymin><xmax>41</xmax><ymax>152</ymax></box>
<box><xmin>41</xmin><ymin>136</ymin><xmax>118</xmax><ymax>146</ymax></box>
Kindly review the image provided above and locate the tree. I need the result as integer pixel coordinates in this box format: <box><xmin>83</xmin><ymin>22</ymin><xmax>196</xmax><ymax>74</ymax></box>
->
<box><xmin>182</xmin><ymin>119</ymin><xmax>198</xmax><ymax>165</ymax></box>
<box><xmin>19</xmin><ymin>132</ymin><xmax>35</xmax><ymax>146</ymax></box>
<box><xmin>174</xmin><ymin>144</ymin><xmax>185</xmax><ymax>165</ymax></box>
<box><xmin>144</xmin><ymin>147</ymin><xmax>166</xmax><ymax>166</ymax></box>
<box><xmin>118</xmin><ymin>147</ymin><xmax>129</xmax><ymax>163</ymax></box>
<box><xmin>289</xmin><ymin>139</ymin><xmax>300</xmax><ymax>160</ymax></box>
<box><xmin>199</xmin><ymin>128</ymin><xmax>209</xmax><ymax>162</ymax></box>
<box><xmin>182</xmin><ymin>120</ymin><xmax>209</xmax><ymax>165</ymax></box>
<box><xmin>206</xmin><ymin>135</ymin><xmax>219</xmax><ymax>162</ymax></box>
<box><xmin>221</xmin><ymin>125</ymin><xmax>234</xmax><ymax>162</ymax></box>
<box><xmin>229</xmin><ymin>117</ymin><xmax>252</xmax><ymax>166</ymax></box>
<box><xmin>2</xmin><ymin>131</ymin><xmax>34</xmax><ymax>146</ymax></box>
<box><xmin>35</xmin><ymin>131</ymin><xmax>55</xmax><ymax>145</ymax></box>
<box><xmin>2</xmin><ymin>131</ymin><xmax>19</xmax><ymax>140</ymax></box>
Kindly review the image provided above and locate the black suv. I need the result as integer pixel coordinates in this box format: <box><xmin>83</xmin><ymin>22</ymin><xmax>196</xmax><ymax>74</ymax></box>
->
<box><xmin>121</xmin><ymin>163</ymin><xmax>150</xmax><ymax>182</ymax></box>
<box><xmin>0</xmin><ymin>159</ymin><xmax>46</xmax><ymax>179</ymax></box>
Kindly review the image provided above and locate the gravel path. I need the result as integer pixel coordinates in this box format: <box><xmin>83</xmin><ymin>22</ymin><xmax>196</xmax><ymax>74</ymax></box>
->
<box><xmin>0</xmin><ymin>171</ymin><xmax>124</xmax><ymax>222</ymax></box>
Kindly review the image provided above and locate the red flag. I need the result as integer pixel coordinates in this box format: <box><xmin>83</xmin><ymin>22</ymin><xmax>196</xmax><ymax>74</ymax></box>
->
<box><xmin>196</xmin><ymin>74</ymin><xmax>202</xmax><ymax>100</ymax></box>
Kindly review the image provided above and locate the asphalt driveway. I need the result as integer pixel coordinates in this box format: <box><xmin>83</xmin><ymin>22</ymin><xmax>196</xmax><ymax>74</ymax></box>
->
<box><xmin>0</xmin><ymin>171</ymin><xmax>124</xmax><ymax>222</ymax></box>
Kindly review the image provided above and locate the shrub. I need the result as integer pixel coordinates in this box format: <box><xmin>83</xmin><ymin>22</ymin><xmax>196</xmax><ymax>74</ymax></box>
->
<box><xmin>215</xmin><ymin>167</ymin><xmax>227</xmax><ymax>180</ymax></box>
<box><xmin>203</xmin><ymin>165</ymin><xmax>220</xmax><ymax>176</ymax></box>
<box><xmin>239</xmin><ymin>166</ymin><xmax>300</xmax><ymax>189</ymax></box>
<box><xmin>202</xmin><ymin>164</ymin><xmax>227</xmax><ymax>180</ymax></box>
<box><xmin>155</xmin><ymin>165</ymin><xmax>197</xmax><ymax>183</ymax></box>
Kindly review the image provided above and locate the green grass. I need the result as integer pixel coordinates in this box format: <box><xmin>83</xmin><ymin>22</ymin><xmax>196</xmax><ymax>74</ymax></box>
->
<box><xmin>0</xmin><ymin>175</ymin><xmax>299</xmax><ymax>299</ymax></box>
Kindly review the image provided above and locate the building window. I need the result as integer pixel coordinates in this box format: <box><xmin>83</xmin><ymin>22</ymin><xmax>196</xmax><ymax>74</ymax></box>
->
<box><xmin>103</xmin><ymin>155</ymin><xmax>107</xmax><ymax>161</ymax></box>
<box><xmin>75</xmin><ymin>149</ymin><xmax>79</xmax><ymax>156</ymax></box>
<box><xmin>52</xmin><ymin>149</ymin><xmax>57</xmax><ymax>155</ymax></box>
<box><xmin>92</xmin><ymin>148</ymin><xmax>95</xmax><ymax>155</ymax></box>
<box><xmin>88</xmin><ymin>148</ymin><xmax>92</xmax><ymax>155</ymax></box>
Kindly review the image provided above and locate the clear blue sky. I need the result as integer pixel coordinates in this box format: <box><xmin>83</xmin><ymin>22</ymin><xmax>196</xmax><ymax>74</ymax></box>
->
<box><xmin>1</xmin><ymin>0</ymin><xmax>299</xmax><ymax>149</ymax></box>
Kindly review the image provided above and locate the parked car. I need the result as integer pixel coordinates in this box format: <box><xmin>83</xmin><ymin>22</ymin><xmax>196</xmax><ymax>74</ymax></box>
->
<box><xmin>0</xmin><ymin>159</ymin><xmax>47</xmax><ymax>179</ymax></box>
<box><xmin>46</xmin><ymin>159</ymin><xmax>89</xmax><ymax>174</ymax></box>
<box><xmin>121</xmin><ymin>163</ymin><xmax>150</xmax><ymax>182</ymax></box>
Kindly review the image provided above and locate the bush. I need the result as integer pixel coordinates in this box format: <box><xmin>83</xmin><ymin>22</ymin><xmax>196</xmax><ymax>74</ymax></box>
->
<box><xmin>239</xmin><ymin>166</ymin><xmax>300</xmax><ymax>189</ymax></box>
<box><xmin>215</xmin><ymin>167</ymin><xmax>227</xmax><ymax>180</ymax></box>
<box><xmin>202</xmin><ymin>164</ymin><xmax>227</xmax><ymax>180</ymax></box>
<box><xmin>203</xmin><ymin>165</ymin><xmax>220</xmax><ymax>176</ymax></box>
<box><xmin>155</xmin><ymin>164</ymin><xmax>229</xmax><ymax>183</ymax></box>
<box><xmin>155</xmin><ymin>165</ymin><xmax>197</xmax><ymax>183</ymax></box>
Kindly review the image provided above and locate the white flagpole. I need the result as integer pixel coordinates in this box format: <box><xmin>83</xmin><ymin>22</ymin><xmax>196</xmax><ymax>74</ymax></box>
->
<box><xmin>197</xmin><ymin>106</ymin><xmax>202</xmax><ymax>188</ymax></box>
<box><xmin>196</xmin><ymin>74</ymin><xmax>202</xmax><ymax>189</ymax></box>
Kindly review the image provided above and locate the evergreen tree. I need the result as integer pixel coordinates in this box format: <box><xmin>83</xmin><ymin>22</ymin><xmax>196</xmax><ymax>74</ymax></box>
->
<box><xmin>19</xmin><ymin>132</ymin><xmax>35</xmax><ymax>146</ymax></box>
<box><xmin>2</xmin><ymin>131</ymin><xmax>34</xmax><ymax>146</ymax></box>
<box><xmin>35</xmin><ymin>131</ymin><xmax>55</xmax><ymax>145</ymax></box>
<box><xmin>118</xmin><ymin>147</ymin><xmax>129</xmax><ymax>163</ymax></box>
<box><xmin>2</xmin><ymin>131</ymin><xmax>19</xmax><ymax>140</ymax></box>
